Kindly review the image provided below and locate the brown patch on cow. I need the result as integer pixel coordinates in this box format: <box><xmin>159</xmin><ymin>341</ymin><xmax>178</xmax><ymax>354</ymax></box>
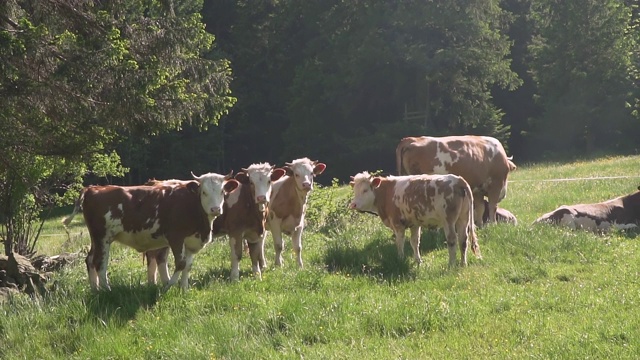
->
<box><xmin>270</xmin><ymin>176</ymin><xmax>304</xmax><ymax>222</ymax></box>
<box><xmin>212</xmin><ymin>182</ymin><xmax>267</xmax><ymax>239</ymax></box>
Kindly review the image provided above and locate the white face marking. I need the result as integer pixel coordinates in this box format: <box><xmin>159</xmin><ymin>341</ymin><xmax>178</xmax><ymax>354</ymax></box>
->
<box><xmin>288</xmin><ymin>158</ymin><xmax>316</xmax><ymax>192</ymax></box>
<box><xmin>245</xmin><ymin>163</ymin><xmax>275</xmax><ymax>210</ymax></box>
<box><xmin>193</xmin><ymin>172</ymin><xmax>228</xmax><ymax>218</ymax></box>
<box><xmin>349</xmin><ymin>172</ymin><xmax>377</xmax><ymax>213</ymax></box>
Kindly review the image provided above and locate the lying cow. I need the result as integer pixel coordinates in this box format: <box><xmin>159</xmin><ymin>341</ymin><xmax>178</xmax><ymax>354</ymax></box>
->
<box><xmin>396</xmin><ymin>135</ymin><xmax>516</xmax><ymax>226</ymax></box>
<box><xmin>348</xmin><ymin>171</ymin><xmax>481</xmax><ymax>267</ymax></box>
<box><xmin>534</xmin><ymin>186</ymin><xmax>640</xmax><ymax>232</ymax></box>
<box><xmin>267</xmin><ymin>157</ymin><xmax>326</xmax><ymax>268</ymax></box>
<box><xmin>482</xmin><ymin>199</ymin><xmax>518</xmax><ymax>225</ymax></box>
<box><xmin>212</xmin><ymin>163</ymin><xmax>285</xmax><ymax>281</ymax></box>
<box><xmin>62</xmin><ymin>172</ymin><xmax>239</xmax><ymax>290</ymax></box>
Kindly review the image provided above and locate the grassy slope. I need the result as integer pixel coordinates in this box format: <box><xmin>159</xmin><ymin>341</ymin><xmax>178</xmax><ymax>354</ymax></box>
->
<box><xmin>2</xmin><ymin>155</ymin><xmax>640</xmax><ymax>359</ymax></box>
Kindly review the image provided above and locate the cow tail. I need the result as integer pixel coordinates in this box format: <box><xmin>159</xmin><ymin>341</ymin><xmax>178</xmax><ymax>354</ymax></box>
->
<box><xmin>396</xmin><ymin>140</ymin><xmax>406</xmax><ymax>175</ymax></box>
<box><xmin>62</xmin><ymin>188</ymin><xmax>86</xmax><ymax>227</ymax></box>
<box><xmin>463</xmin><ymin>182</ymin><xmax>481</xmax><ymax>259</ymax></box>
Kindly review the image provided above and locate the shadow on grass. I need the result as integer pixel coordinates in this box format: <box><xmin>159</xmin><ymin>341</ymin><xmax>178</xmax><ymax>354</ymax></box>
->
<box><xmin>85</xmin><ymin>284</ymin><xmax>160</xmax><ymax>324</ymax></box>
<box><xmin>323</xmin><ymin>229</ymin><xmax>447</xmax><ymax>282</ymax></box>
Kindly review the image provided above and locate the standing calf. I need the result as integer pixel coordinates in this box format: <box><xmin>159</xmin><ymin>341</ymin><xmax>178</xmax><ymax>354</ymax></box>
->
<box><xmin>348</xmin><ymin>172</ymin><xmax>480</xmax><ymax>267</ymax></box>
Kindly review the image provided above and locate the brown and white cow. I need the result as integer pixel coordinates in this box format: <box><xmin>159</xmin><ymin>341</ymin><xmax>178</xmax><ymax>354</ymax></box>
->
<box><xmin>534</xmin><ymin>186</ymin><xmax>640</xmax><ymax>232</ymax></box>
<box><xmin>396</xmin><ymin>135</ymin><xmax>516</xmax><ymax>226</ymax></box>
<box><xmin>348</xmin><ymin>172</ymin><xmax>481</xmax><ymax>267</ymax></box>
<box><xmin>212</xmin><ymin>163</ymin><xmax>286</xmax><ymax>281</ymax></box>
<box><xmin>482</xmin><ymin>199</ymin><xmax>518</xmax><ymax>225</ymax></box>
<box><xmin>62</xmin><ymin>172</ymin><xmax>239</xmax><ymax>290</ymax></box>
<box><xmin>267</xmin><ymin>158</ymin><xmax>326</xmax><ymax>268</ymax></box>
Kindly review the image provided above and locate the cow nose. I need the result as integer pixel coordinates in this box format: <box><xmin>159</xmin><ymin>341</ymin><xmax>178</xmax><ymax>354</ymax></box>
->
<box><xmin>302</xmin><ymin>182</ymin><xmax>312</xmax><ymax>191</ymax></box>
<box><xmin>256</xmin><ymin>195</ymin><xmax>267</xmax><ymax>203</ymax></box>
<box><xmin>211</xmin><ymin>206</ymin><xmax>222</xmax><ymax>216</ymax></box>
<box><xmin>348</xmin><ymin>202</ymin><xmax>357</xmax><ymax>210</ymax></box>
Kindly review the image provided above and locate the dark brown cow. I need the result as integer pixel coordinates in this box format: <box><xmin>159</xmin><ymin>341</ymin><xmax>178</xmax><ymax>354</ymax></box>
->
<box><xmin>482</xmin><ymin>200</ymin><xmax>518</xmax><ymax>225</ymax></box>
<box><xmin>211</xmin><ymin>163</ymin><xmax>285</xmax><ymax>281</ymax></box>
<box><xmin>534</xmin><ymin>186</ymin><xmax>640</xmax><ymax>232</ymax></box>
<box><xmin>348</xmin><ymin>172</ymin><xmax>480</xmax><ymax>267</ymax></box>
<box><xmin>267</xmin><ymin>157</ymin><xmax>326</xmax><ymax>268</ymax></box>
<box><xmin>62</xmin><ymin>172</ymin><xmax>239</xmax><ymax>290</ymax></box>
<box><xmin>396</xmin><ymin>135</ymin><xmax>516</xmax><ymax>226</ymax></box>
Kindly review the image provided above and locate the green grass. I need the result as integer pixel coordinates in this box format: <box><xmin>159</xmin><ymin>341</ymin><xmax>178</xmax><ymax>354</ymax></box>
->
<box><xmin>2</xmin><ymin>155</ymin><xmax>640</xmax><ymax>359</ymax></box>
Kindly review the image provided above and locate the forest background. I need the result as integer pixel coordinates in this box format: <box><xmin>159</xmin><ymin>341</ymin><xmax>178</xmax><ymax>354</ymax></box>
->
<box><xmin>1</xmin><ymin>0</ymin><xmax>639</xmax><ymax>255</ymax></box>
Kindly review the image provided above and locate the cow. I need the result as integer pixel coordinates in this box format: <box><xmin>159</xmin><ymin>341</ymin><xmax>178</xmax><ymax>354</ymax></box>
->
<box><xmin>211</xmin><ymin>163</ymin><xmax>286</xmax><ymax>281</ymax></box>
<box><xmin>267</xmin><ymin>157</ymin><xmax>326</xmax><ymax>268</ymax></box>
<box><xmin>534</xmin><ymin>186</ymin><xmax>640</xmax><ymax>232</ymax></box>
<box><xmin>348</xmin><ymin>171</ymin><xmax>481</xmax><ymax>267</ymax></box>
<box><xmin>482</xmin><ymin>199</ymin><xmax>518</xmax><ymax>225</ymax></box>
<box><xmin>62</xmin><ymin>172</ymin><xmax>239</xmax><ymax>291</ymax></box>
<box><xmin>395</xmin><ymin>135</ymin><xmax>516</xmax><ymax>226</ymax></box>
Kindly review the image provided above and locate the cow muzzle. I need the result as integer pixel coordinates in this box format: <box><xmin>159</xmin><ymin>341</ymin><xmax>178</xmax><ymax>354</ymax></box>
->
<box><xmin>256</xmin><ymin>195</ymin><xmax>268</xmax><ymax>212</ymax></box>
<box><xmin>210</xmin><ymin>206</ymin><xmax>222</xmax><ymax>216</ymax></box>
<box><xmin>348</xmin><ymin>202</ymin><xmax>357</xmax><ymax>210</ymax></box>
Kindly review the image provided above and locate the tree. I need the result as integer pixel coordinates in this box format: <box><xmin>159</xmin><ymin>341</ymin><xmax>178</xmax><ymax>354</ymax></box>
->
<box><xmin>0</xmin><ymin>0</ymin><xmax>235</xmax><ymax>255</ymax></box>
<box><xmin>527</xmin><ymin>0</ymin><xmax>639</xmax><ymax>157</ymax></box>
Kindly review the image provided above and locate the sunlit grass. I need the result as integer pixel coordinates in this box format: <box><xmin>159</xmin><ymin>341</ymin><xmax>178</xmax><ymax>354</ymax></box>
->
<box><xmin>2</xmin><ymin>155</ymin><xmax>640</xmax><ymax>359</ymax></box>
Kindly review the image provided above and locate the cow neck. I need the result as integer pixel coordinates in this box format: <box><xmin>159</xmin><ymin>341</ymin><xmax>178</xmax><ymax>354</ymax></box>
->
<box><xmin>371</xmin><ymin>180</ymin><xmax>393</xmax><ymax>217</ymax></box>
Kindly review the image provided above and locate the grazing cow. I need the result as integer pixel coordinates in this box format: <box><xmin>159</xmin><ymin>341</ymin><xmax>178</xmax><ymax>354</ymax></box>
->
<box><xmin>482</xmin><ymin>199</ymin><xmax>518</xmax><ymax>225</ymax></box>
<box><xmin>348</xmin><ymin>172</ymin><xmax>480</xmax><ymax>267</ymax></box>
<box><xmin>267</xmin><ymin>158</ymin><xmax>326</xmax><ymax>268</ymax></box>
<box><xmin>534</xmin><ymin>186</ymin><xmax>640</xmax><ymax>232</ymax></box>
<box><xmin>396</xmin><ymin>135</ymin><xmax>516</xmax><ymax>226</ymax></box>
<box><xmin>212</xmin><ymin>163</ymin><xmax>286</xmax><ymax>281</ymax></box>
<box><xmin>62</xmin><ymin>172</ymin><xmax>239</xmax><ymax>290</ymax></box>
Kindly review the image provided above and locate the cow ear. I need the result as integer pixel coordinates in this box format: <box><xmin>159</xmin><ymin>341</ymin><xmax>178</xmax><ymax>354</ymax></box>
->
<box><xmin>271</xmin><ymin>168</ymin><xmax>286</xmax><ymax>181</ymax></box>
<box><xmin>186</xmin><ymin>181</ymin><xmax>200</xmax><ymax>193</ymax></box>
<box><xmin>284</xmin><ymin>166</ymin><xmax>293</xmax><ymax>176</ymax></box>
<box><xmin>224</xmin><ymin>179</ymin><xmax>240</xmax><ymax>193</ymax></box>
<box><xmin>235</xmin><ymin>172</ymin><xmax>250</xmax><ymax>184</ymax></box>
<box><xmin>313</xmin><ymin>162</ymin><xmax>327</xmax><ymax>175</ymax></box>
<box><xmin>371</xmin><ymin>177</ymin><xmax>382</xmax><ymax>188</ymax></box>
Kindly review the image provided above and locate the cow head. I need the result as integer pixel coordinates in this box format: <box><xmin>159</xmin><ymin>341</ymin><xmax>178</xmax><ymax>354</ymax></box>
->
<box><xmin>235</xmin><ymin>163</ymin><xmax>285</xmax><ymax>212</ymax></box>
<box><xmin>191</xmin><ymin>171</ymin><xmax>239</xmax><ymax>218</ymax></box>
<box><xmin>283</xmin><ymin>157</ymin><xmax>327</xmax><ymax>193</ymax></box>
<box><xmin>348</xmin><ymin>171</ymin><xmax>380</xmax><ymax>214</ymax></box>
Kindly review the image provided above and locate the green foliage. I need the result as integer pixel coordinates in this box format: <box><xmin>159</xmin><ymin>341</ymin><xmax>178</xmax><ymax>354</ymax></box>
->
<box><xmin>527</xmin><ymin>0</ymin><xmax>640</xmax><ymax>156</ymax></box>
<box><xmin>0</xmin><ymin>0</ymin><xmax>235</xmax><ymax>254</ymax></box>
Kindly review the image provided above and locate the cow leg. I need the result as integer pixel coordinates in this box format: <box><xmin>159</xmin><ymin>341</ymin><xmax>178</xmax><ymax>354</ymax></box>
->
<box><xmin>291</xmin><ymin>224</ymin><xmax>304</xmax><ymax>268</ymax></box>
<box><xmin>409</xmin><ymin>226</ymin><xmax>422</xmax><ymax>264</ymax></box>
<box><xmin>455</xmin><ymin>218</ymin><xmax>469</xmax><ymax>267</ymax></box>
<box><xmin>166</xmin><ymin>242</ymin><xmax>187</xmax><ymax>290</ymax></box>
<box><xmin>443</xmin><ymin>224</ymin><xmax>458</xmax><ymax>268</ymax></box>
<box><xmin>178</xmin><ymin>250</ymin><xmax>195</xmax><ymax>290</ymax></box>
<box><xmin>393</xmin><ymin>226</ymin><xmax>406</xmax><ymax>258</ymax></box>
<box><xmin>148</xmin><ymin>247</ymin><xmax>171</xmax><ymax>285</ymax></box>
<box><xmin>97</xmin><ymin>242</ymin><xmax>111</xmax><ymax>290</ymax></box>
<box><xmin>85</xmin><ymin>247</ymin><xmax>100</xmax><ymax>290</ymax></box>
<box><xmin>259</xmin><ymin>232</ymin><xmax>268</xmax><ymax>271</ymax></box>
<box><xmin>145</xmin><ymin>251</ymin><xmax>158</xmax><ymax>285</ymax></box>
<box><xmin>473</xmin><ymin>194</ymin><xmax>485</xmax><ymax>226</ymax></box>
<box><xmin>229</xmin><ymin>234</ymin><xmax>243</xmax><ymax>281</ymax></box>
<box><xmin>271</xmin><ymin>221</ymin><xmax>286</xmax><ymax>267</ymax></box>
<box><xmin>246</xmin><ymin>234</ymin><xmax>263</xmax><ymax>280</ymax></box>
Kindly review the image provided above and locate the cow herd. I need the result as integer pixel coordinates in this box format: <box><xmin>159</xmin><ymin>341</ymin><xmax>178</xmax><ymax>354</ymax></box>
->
<box><xmin>63</xmin><ymin>136</ymin><xmax>640</xmax><ymax>291</ymax></box>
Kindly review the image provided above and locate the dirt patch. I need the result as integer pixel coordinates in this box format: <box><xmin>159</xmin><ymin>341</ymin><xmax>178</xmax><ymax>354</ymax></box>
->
<box><xmin>0</xmin><ymin>252</ymin><xmax>79</xmax><ymax>303</ymax></box>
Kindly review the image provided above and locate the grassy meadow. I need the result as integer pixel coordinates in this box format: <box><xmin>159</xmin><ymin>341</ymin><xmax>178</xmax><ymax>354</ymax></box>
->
<box><xmin>2</xmin><ymin>155</ymin><xmax>640</xmax><ymax>359</ymax></box>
